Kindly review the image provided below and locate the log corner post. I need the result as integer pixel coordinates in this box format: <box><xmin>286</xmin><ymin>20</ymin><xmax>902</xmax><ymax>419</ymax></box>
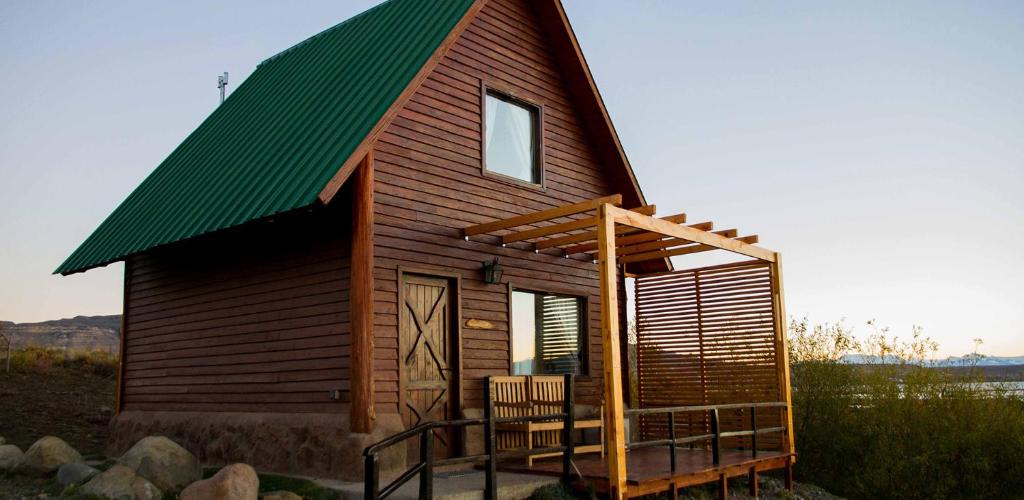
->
<box><xmin>597</xmin><ymin>204</ymin><xmax>627</xmax><ymax>500</ymax></box>
<box><xmin>115</xmin><ymin>257</ymin><xmax>131</xmax><ymax>414</ymax></box>
<box><xmin>351</xmin><ymin>152</ymin><xmax>376</xmax><ymax>433</ymax></box>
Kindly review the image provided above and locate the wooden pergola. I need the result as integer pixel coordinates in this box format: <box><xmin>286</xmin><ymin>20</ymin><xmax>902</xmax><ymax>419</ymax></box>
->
<box><xmin>464</xmin><ymin>194</ymin><xmax>795</xmax><ymax>499</ymax></box>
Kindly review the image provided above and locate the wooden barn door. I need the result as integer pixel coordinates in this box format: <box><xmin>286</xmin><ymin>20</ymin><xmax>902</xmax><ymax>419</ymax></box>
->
<box><xmin>400</xmin><ymin>274</ymin><xmax>459</xmax><ymax>458</ymax></box>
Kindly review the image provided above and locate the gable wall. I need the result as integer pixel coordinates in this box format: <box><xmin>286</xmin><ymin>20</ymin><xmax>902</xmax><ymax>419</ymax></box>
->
<box><xmin>120</xmin><ymin>203</ymin><xmax>353</xmax><ymax>413</ymax></box>
<box><xmin>371</xmin><ymin>0</ymin><xmax>623</xmax><ymax>414</ymax></box>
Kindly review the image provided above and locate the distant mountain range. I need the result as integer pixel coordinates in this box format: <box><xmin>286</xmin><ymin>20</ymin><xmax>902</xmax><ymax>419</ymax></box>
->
<box><xmin>0</xmin><ymin>315</ymin><xmax>120</xmax><ymax>352</ymax></box>
<box><xmin>841</xmin><ymin>353</ymin><xmax>1024</xmax><ymax>367</ymax></box>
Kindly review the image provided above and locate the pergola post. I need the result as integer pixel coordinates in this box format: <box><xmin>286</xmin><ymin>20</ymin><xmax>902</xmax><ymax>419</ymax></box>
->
<box><xmin>770</xmin><ymin>253</ymin><xmax>795</xmax><ymax>456</ymax></box>
<box><xmin>351</xmin><ymin>152</ymin><xmax>375</xmax><ymax>433</ymax></box>
<box><xmin>598</xmin><ymin>203</ymin><xmax>627</xmax><ymax>499</ymax></box>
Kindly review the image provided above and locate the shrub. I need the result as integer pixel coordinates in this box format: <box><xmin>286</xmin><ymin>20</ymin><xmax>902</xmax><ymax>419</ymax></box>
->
<box><xmin>789</xmin><ymin>318</ymin><xmax>1024</xmax><ymax>499</ymax></box>
<box><xmin>528</xmin><ymin>483</ymin><xmax>581</xmax><ymax>500</ymax></box>
<box><xmin>8</xmin><ymin>346</ymin><xmax>118</xmax><ymax>377</ymax></box>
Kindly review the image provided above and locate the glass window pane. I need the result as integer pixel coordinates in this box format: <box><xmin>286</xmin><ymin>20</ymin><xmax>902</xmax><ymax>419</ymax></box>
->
<box><xmin>511</xmin><ymin>291</ymin><xmax>536</xmax><ymax>375</ymax></box>
<box><xmin>485</xmin><ymin>93</ymin><xmax>538</xmax><ymax>183</ymax></box>
<box><xmin>511</xmin><ymin>290</ymin><xmax>584</xmax><ymax>375</ymax></box>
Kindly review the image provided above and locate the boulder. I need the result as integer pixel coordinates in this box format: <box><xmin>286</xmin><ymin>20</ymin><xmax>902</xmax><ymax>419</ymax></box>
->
<box><xmin>81</xmin><ymin>464</ymin><xmax>162</xmax><ymax>500</ymax></box>
<box><xmin>0</xmin><ymin>444</ymin><xmax>24</xmax><ymax>471</ymax></box>
<box><xmin>119</xmin><ymin>435</ymin><xmax>201</xmax><ymax>492</ymax></box>
<box><xmin>21</xmin><ymin>436</ymin><xmax>81</xmax><ymax>474</ymax></box>
<box><xmin>57</xmin><ymin>462</ymin><xmax>100</xmax><ymax>486</ymax></box>
<box><xmin>179</xmin><ymin>463</ymin><xmax>259</xmax><ymax>500</ymax></box>
<box><xmin>0</xmin><ymin>435</ymin><xmax>5</xmax><ymax>445</ymax></box>
<box><xmin>261</xmin><ymin>491</ymin><xmax>302</xmax><ymax>500</ymax></box>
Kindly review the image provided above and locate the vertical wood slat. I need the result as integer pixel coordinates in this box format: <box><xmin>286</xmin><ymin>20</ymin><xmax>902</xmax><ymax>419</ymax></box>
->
<box><xmin>351</xmin><ymin>152</ymin><xmax>376</xmax><ymax>432</ymax></box>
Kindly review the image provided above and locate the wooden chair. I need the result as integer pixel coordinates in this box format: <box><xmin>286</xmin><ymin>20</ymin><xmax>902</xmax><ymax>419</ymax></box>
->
<box><xmin>493</xmin><ymin>375</ymin><xmax>604</xmax><ymax>466</ymax></box>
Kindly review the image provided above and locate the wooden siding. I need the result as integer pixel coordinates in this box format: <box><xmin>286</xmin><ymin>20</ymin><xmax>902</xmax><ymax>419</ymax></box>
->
<box><xmin>121</xmin><ymin>203</ymin><xmax>353</xmax><ymax>413</ymax></box>
<box><xmin>372</xmin><ymin>0</ymin><xmax>626</xmax><ymax>414</ymax></box>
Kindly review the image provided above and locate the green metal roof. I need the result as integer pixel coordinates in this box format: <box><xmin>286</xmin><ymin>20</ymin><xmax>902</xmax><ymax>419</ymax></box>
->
<box><xmin>56</xmin><ymin>0</ymin><xmax>475</xmax><ymax>275</ymax></box>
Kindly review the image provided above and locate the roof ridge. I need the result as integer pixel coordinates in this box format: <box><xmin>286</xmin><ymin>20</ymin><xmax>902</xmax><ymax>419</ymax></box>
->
<box><xmin>258</xmin><ymin>0</ymin><xmax>397</xmax><ymax>67</ymax></box>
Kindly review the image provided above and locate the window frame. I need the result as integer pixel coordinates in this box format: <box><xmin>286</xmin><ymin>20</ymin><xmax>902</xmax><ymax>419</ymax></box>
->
<box><xmin>480</xmin><ymin>83</ymin><xmax>545</xmax><ymax>189</ymax></box>
<box><xmin>506</xmin><ymin>284</ymin><xmax>590</xmax><ymax>377</ymax></box>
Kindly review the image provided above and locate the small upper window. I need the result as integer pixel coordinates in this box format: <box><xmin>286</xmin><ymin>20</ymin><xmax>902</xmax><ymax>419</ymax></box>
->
<box><xmin>484</xmin><ymin>91</ymin><xmax>539</xmax><ymax>184</ymax></box>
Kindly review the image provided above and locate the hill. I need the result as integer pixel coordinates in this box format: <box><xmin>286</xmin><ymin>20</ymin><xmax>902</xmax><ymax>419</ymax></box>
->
<box><xmin>841</xmin><ymin>353</ymin><xmax>1024</xmax><ymax>366</ymax></box>
<box><xmin>0</xmin><ymin>315</ymin><xmax>120</xmax><ymax>352</ymax></box>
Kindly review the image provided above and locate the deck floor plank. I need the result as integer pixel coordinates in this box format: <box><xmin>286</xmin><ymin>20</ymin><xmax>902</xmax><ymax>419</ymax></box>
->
<box><xmin>498</xmin><ymin>448</ymin><xmax>793</xmax><ymax>497</ymax></box>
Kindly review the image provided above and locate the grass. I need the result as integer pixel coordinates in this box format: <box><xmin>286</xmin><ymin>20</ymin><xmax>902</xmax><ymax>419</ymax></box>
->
<box><xmin>257</xmin><ymin>473</ymin><xmax>343</xmax><ymax>499</ymax></box>
<box><xmin>0</xmin><ymin>470</ymin><xmax>109</xmax><ymax>500</ymax></box>
<box><xmin>203</xmin><ymin>467</ymin><xmax>342</xmax><ymax>499</ymax></box>
<box><xmin>0</xmin><ymin>347</ymin><xmax>117</xmax><ymax>457</ymax></box>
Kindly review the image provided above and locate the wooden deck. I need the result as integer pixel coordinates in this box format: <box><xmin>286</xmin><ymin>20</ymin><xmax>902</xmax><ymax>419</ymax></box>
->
<box><xmin>498</xmin><ymin>448</ymin><xmax>794</xmax><ymax>498</ymax></box>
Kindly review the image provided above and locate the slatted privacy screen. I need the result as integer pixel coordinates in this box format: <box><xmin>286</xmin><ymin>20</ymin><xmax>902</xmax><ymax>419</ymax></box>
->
<box><xmin>635</xmin><ymin>260</ymin><xmax>784</xmax><ymax>450</ymax></box>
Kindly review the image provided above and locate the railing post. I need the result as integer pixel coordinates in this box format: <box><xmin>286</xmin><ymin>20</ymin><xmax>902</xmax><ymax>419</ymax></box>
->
<box><xmin>419</xmin><ymin>429</ymin><xmax>434</xmax><ymax>499</ymax></box>
<box><xmin>668</xmin><ymin>411</ymin><xmax>677</xmax><ymax>474</ymax></box>
<box><xmin>364</xmin><ymin>453</ymin><xmax>379</xmax><ymax>499</ymax></box>
<box><xmin>562</xmin><ymin>373</ymin><xmax>575</xmax><ymax>484</ymax></box>
<box><xmin>710</xmin><ymin>408</ymin><xmax>721</xmax><ymax>466</ymax></box>
<box><xmin>484</xmin><ymin>377</ymin><xmax>497</xmax><ymax>500</ymax></box>
<box><xmin>750</xmin><ymin>406</ymin><xmax>758</xmax><ymax>458</ymax></box>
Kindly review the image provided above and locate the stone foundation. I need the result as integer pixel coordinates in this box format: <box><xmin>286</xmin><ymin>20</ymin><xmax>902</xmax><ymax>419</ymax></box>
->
<box><xmin>108</xmin><ymin>411</ymin><xmax>405</xmax><ymax>481</ymax></box>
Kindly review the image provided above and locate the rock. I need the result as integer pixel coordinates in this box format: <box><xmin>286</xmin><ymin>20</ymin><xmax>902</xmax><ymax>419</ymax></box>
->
<box><xmin>81</xmin><ymin>464</ymin><xmax>162</xmax><ymax>500</ymax></box>
<box><xmin>0</xmin><ymin>435</ymin><xmax>5</xmax><ymax>445</ymax></box>
<box><xmin>119</xmin><ymin>435</ymin><xmax>201</xmax><ymax>492</ymax></box>
<box><xmin>261</xmin><ymin>491</ymin><xmax>302</xmax><ymax>500</ymax></box>
<box><xmin>21</xmin><ymin>436</ymin><xmax>82</xmax><ymax>474</ymax></box>
<box><xmin>0</xmin><ymin>444</ymin><xmax>24</xmax><ymax>471</ymax></box>
<box><xmin>57</xmin><ymin>462</ymin><xmax>100</xmax><ymax>486</ymax></box>
<box><xmin>180</xmin><ymin>463</ymin><xmax>259</xmax><ymax>500</ymax></box>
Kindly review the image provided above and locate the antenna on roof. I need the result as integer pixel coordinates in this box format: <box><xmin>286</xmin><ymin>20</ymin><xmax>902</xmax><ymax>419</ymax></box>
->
<box><xmin>217</xmin><ymin>72</ymin><xmax>229</xmax><ymax>105</ymax></box>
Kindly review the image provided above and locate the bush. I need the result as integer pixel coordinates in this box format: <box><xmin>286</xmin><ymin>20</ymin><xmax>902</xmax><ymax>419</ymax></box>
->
<box><xmin>7</xmin><ymin>346</ymin><xmax>118</xmax><ymax>377</ymax></box>
<box><xmin>789</xmin><ymin>318</ymin><xmax>1024</xmax><ymax>499</ymax></box>
<box><xmin>528</xmin><ymin>483</ymin><xmax>581</xmax><ymax>500</ymax></box>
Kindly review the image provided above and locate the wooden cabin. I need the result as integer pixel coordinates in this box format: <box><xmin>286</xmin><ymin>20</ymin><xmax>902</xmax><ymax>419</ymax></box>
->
<box><xmin>57</xmin><ymin>0</ymin><xmax>794</xmax><ymax>497</ymax></box>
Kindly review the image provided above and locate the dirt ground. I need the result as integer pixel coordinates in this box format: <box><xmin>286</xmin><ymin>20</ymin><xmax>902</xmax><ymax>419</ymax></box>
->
<box><xmin>0</xmin><ymin>367</ymin><xmax>116</xmax><ymax>457</ymax></box>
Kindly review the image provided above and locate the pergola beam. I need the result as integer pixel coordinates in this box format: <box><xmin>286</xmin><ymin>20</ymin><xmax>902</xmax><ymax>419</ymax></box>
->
<box><xmin>462</xmin><ymin>194</ymin><xmax>621</xmax><ymax>237</ymax></box>
<box><xmin>607</xmin><ymin>204</ymin><xmax>775</xmax><ymax>262</ymax></box>
<box><xmin>534</xmin><ymin>213</ymin><xmax>687</xmax><ymax>250</ymax></box>
<box><xmin>500</xmin><ymin>205</ymin><xmax>656</xmax><ymax>244</ymax></box>
<box><xmin>616</xmin><ymin>229</ymin><xmax>738</xmax><ymax>256</ymax></box>
<box><xmin>620</xmin><ymin>235</ymin><xmax>759</xmax><ymax>263</ymax></box>
<box><xmin>564</xmin><ymin>221</ymin><xmax>714</xmax><ymax>255</ymax></box>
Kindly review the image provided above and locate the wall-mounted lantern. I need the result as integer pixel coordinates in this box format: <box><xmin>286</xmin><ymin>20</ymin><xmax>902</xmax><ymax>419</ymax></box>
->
<box><xmin>482</xmin><ymin>258</ymin><xmax>504</xmax><ymax>284</ymax></box>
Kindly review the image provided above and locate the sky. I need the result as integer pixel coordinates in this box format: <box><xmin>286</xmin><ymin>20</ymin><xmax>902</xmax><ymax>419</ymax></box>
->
<box><xmin>0</xmin><ymin>1</ymin><xmax>1021</xmax><ymax>357</ymax></box>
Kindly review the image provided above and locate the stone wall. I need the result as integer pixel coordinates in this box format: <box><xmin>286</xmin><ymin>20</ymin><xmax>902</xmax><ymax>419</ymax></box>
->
<box><xmin>108</xmin><ymin>411</ymin><xmax>405</xmax><ymax>481</ymax></box>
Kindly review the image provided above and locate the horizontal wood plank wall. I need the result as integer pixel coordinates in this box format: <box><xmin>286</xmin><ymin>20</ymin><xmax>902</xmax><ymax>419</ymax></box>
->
<box><xmin>121</xmin><ymin>203</ymin><xmax>352</xmax><ymax>413</ymax></box>
<box><xmin>372</xmin><ymin>0</ymin><xmax>623</xmax><ymax>414</ymax></box>
<box><xmin>635</xmin><ymin>260</ymin><xmax>783</xmax><ymax>450</ymax></box>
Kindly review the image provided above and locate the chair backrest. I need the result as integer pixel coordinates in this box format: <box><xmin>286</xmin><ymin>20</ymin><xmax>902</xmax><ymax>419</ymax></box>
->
<box><xmin>530</xmin><ymin>375</ymin><xmax>565</xmax><ymax>416</ymax></box>
<box><xmin>491</xmin><ymin>376</ymin><xmax>531</xmax><ymax>419</ymax></box>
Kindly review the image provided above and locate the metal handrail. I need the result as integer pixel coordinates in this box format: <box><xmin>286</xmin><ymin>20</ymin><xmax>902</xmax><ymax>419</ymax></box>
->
<box><xmin>362</xmin><ymin>374</ymin><xmax>579</xmax><ymax>500</ymax></box>
<box><xmin>625</xmin><ymin>401</ymin><xmax>789</xmax><ymax>472</ymax></box>
<box><xmin>626</xmin><ymin>401</ymin><xmax>788</xmax><ymax>415</ymax></box>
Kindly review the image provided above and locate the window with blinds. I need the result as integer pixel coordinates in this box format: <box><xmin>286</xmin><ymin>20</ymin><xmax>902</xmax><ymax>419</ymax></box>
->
<box><xmin>511</xmin><ymin>290</ymin><xmax>587</xmax><ymax>376</ymax></box>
